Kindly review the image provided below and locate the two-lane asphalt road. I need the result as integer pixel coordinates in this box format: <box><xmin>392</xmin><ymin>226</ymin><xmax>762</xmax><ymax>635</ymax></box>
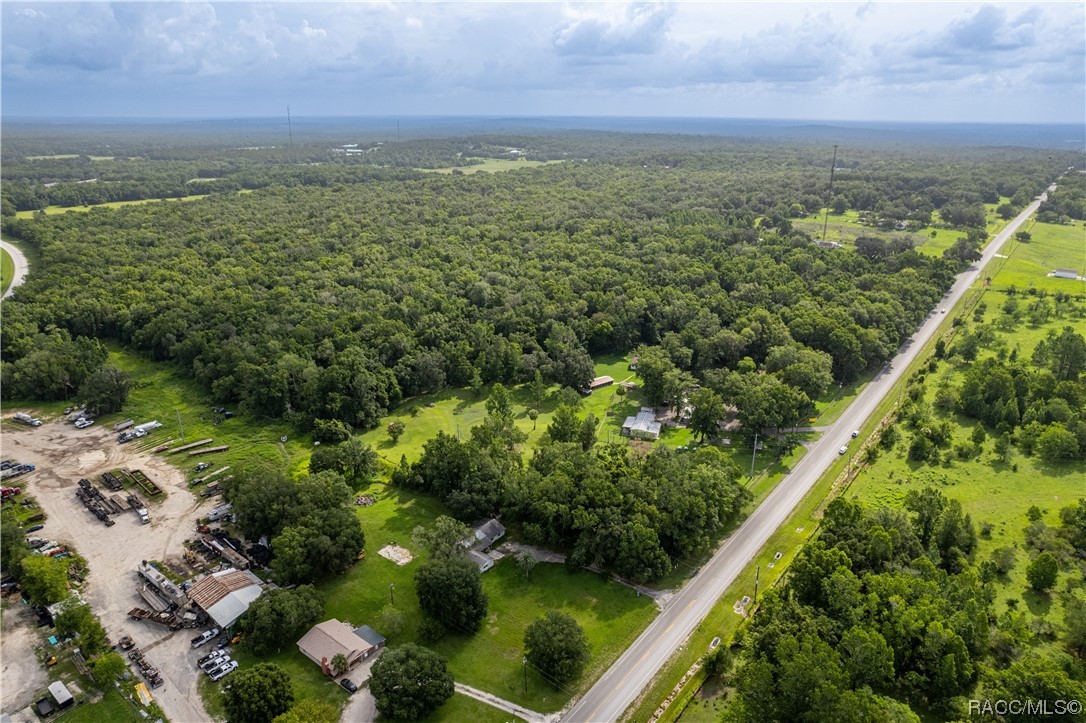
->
<box><xmin>1</xmin><ymin>238</ymin><xmax>30</xmax><ymax>300</ymax></box>
<box><xmin>562</xmin><ymin>187</ymin><xmax>1053</xmax><ymax>723</ymax></box>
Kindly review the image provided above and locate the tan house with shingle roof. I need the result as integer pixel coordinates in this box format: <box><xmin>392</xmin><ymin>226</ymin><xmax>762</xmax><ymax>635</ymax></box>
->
<box><xmin>297</xmin><ymin>619</ymin><xmax>385</xmax><ymax>676</ymax></box>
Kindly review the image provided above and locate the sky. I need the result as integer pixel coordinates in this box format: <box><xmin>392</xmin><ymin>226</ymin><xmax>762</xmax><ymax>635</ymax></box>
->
<box><xmin>2</xmin><ymin>1</ymin><xmax>1084</xmax><ymax>124</ymax></box>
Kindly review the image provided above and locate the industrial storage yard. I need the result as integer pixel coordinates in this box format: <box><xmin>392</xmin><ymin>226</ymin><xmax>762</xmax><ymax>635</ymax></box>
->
<box><xmin>2</xmin><ymin>420</ymin><xmax>221</xmax><ymax>722</ymax></box>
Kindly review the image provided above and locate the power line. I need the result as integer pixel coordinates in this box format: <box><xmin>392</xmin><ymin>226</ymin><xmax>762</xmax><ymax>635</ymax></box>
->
<box><xmin>821</xmin><ymin>144</ymin><xmax>839</xmax><ymax>242</ymax></box>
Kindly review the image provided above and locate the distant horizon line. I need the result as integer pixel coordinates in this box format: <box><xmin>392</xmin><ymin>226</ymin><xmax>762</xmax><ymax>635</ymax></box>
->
<box><xmin>3</xmin><ymin>114</ymin><xmax>1084</xmax><ymax>128</ymax></box>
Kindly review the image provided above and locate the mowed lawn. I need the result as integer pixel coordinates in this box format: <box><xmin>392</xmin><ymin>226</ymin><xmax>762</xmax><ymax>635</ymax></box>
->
<box><xmin>421</xmin><ymin>693</ymin><xmax>526</xmax><ymax>723</ymax></box>
<box><xmin>359</xmin><ymin>354</ymin><xmax>639</xmax><ymax>468</ymax></box>
<box><xmin>988</xmin><ymin>220</ymin><xmax>1086</xmax><ymax>293</ymax></box>
<box><xmin>317</xmin><ymin>481</ymin><xmax>657</xmax><ymax>714</ymax></box>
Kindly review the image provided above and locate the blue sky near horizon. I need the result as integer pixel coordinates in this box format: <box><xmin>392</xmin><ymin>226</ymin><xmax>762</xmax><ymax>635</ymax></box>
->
<box><xmin>3</xmin><ymin>2</ymin><xmax>1084</xmax><ymax>124</ymax></box>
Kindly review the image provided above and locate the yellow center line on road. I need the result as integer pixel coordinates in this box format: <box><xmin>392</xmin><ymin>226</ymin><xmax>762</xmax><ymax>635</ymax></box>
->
<box><xmin>585</xmin><ymin>598</ymin><xmax>697</xmax><ymax>721</ymax></box>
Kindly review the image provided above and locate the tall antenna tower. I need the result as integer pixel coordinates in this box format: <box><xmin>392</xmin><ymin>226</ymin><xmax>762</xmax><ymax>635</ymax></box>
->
<box><xmin>397</xmin><ymin>120</ymin><xmax>401</xmax><ymax>143</ymax></box>
<box><xmin>821</xmin><ymin>144</ymin><xmax>839</xmax><ymax>242</ymax></box>
<box><xmin>287</xmin><ymin>105</ymin><xmax>294</xmax><ymax>148</ymax></box>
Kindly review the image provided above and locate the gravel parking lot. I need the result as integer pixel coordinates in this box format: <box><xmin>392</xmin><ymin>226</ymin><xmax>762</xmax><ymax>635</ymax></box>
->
<box><xmin>4</xmin><ymin>421</ymin><xmax>221</xmax><ymax>722</ymax></box>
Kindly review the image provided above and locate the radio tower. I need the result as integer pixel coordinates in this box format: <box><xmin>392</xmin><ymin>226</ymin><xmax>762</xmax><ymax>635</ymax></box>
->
<box><xmin>287</xmin><ymin>105</ymin><xmax>294</xmax><ymax>148</ymax></box>
<box><xmin>821</xmin><ymin>144</ymin><xmax>839</xmax><ymax>242</ymax></box>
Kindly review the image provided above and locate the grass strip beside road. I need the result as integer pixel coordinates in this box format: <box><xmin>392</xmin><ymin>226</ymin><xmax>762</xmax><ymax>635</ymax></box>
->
<box><xmin>1</xmin><ymin>246</ymin><xmax>14</xmax><ymax>296</ymax></box>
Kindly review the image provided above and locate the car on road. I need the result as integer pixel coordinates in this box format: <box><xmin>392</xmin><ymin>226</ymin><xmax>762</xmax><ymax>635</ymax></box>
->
<box><xmin>838</xmin><ymin>446</ymin><xmax>848</xmax><ymax>455</ymax></box>
<box><xmin>26</xmin><ymin>524</ymin><xmax>44</xmax><ymax>533</ymax></box>
<box><xmin>74</xmin><ymin>419</ymin><xmax>94</xmax><ymax>429</ymax></box>
<box><xmin>339</xmin><ymin>679</ymin><xmax>358</xmax><ymax>694</ymax></box>
<box><xmin>940</xmin><ymin>308</ymin><xmax>947</xmax><ymax>314</ymax></box>
<box><xmin>851</xmin><ymin>430</ymin><xmax>859</xmax><ymax>438</ymax></box>
<box><xmin>209</xmin><ymin>661</ymin><xmax>238</xmax><ymax>681</ymax></box>
<box><xmin>191</xmin><ymin>627</ymin><xmax>220</xmax><ymax>649</ymax></box>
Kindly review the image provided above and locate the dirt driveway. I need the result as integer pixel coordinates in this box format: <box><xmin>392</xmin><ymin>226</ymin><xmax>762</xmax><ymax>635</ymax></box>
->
<box><xmin>3</xmin><ymin>421</ymin><xmax>219</xmax><ymax>722</ymax></box>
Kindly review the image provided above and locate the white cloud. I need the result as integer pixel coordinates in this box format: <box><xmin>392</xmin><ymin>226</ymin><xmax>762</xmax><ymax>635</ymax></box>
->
<box><xmin>1</xmin><ymin>1</ymin><xmax>1081</xmax><ymax>122</ymax></box>
<box><xmin>553</xmin><ymin>2</ymin><xmax>675</xmax><ymax>56</ymax></box>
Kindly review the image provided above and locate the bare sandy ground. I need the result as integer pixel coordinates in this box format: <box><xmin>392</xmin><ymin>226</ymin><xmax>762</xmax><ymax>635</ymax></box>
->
<box><xmin>0</xmin><ymin>603</ymin><xmax>50</xmax><ymax>713</ymax></box>
<box><xmin>2</xmin><ymin>420</ymin><xmax>219</xmax><ymax>722</ymax></box>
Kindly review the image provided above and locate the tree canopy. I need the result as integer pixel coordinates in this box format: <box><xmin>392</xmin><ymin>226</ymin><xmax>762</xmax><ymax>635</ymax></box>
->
<box><xmin>236</xmin><ymin>585</ymin><xmax>325</xmax><ymax>656</ymax></box>
<box><xmin>369</xmin><ymin>644</ymin><xmax>455</xmax><ymax>720</ymax></box>
<box><xmin>221</xmin><ymin>663</ymin><xmax>295</xmax><ymax>723</ymax></box>
<box><xmin>414</xmin><ymin>556</ymin><xmax>488</xmax><ymax>634</ymax></box>
<box><xmin>524</xmin><ymin>610</ymin><xmax>591</xmax><ymax>686</ymax></box>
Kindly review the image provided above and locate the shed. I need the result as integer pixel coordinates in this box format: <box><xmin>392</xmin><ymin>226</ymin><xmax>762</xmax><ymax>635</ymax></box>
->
<box><xmin>1053</xmin><ymin>268</ymin><xmax>1079</xmax><ymax>279</ymax></box>
<box><xmin>48</xmin><ymin>681</ymin><xmax>74</xmax><ymax>709</ymax></box>
<box><xmin>588</xmin><ymin>376</ymin><xmax>614</xmax><ymax>390</ymax></box>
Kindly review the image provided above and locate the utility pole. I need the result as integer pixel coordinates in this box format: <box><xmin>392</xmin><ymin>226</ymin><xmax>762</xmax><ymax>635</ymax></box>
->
<box><xmin>176</xmin><ymin>409</ymin><xmax>185</xmax><ymax>443</ymax></box>
<box><xmin>523</xmin><ymin>657</ymin><xmax>528</xmax><ymax>693</ymax></box>
<box><xmin>287</xmin><ymin>105</ymin><xmax>294</xmax><ymax>148</ymax></box>
<box><xmin>753</xmin><ymin>565</ymin><xmax>760</xmax><ymax>607</ymax></box>
<box><xmin>821</xmin><ymin>144</ymin><xmax>839</xmax><ymax>241</ymax></box>
<box><xmin>750</xmin><ymin>432</ymin><xmax>759</xmax><ymax>478</ymax></box>
<box><xmin>389</xmin><ymin>582</ymin><xmax>395</xmax><ymax>606</ymax></box>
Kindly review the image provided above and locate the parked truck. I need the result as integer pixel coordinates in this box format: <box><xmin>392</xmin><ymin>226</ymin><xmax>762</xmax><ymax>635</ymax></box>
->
<box><xmin>206</xmin><ymin>503</ymin><xmax>233</xmax><ymax>523</ymax></box>
<box><xmin>13</xmin><ymin>413</ymin><xmax>42</xmax><ymax>427</ymax></box>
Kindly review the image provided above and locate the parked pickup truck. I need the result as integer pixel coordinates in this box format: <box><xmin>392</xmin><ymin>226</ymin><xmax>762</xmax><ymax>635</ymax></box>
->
<box><xmin>191</xmin><ymin>627</ymin><xmax>221</xmax><ymax>649</ymax></box>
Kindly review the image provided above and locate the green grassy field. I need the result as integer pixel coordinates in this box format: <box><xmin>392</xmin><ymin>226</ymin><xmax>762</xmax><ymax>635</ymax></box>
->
<box><xmin>845</xmin><ymin>308</ymin><xmax>1086</xmax><ymax>667</ymax></box>
<box><xmin>793</xmin><ymin>201</ymin><xmax>1014</xmax><ymax>259</ymax></box>
<box><xmin>321</xmin><ymin>481</ymin><xmax>657</xmax><ymax>713</ymax></box>
<box><xmin>1</xmin><ymin>246</ymin><xmax>14</xmax><ymax>296</ymax></box>
<box><xmin>986</xmin><ymin>220</ymin><xmax>1086</xmax><ymax>293</ymax></box>
<box><xmin>14</xmin><ymin>195</ymin><xmax>212</xmax><ymax>219</ymax></box>
<box><xmin>791</xmin><ymin>210</ymin><xmax>925</xmax><ymax>249</ymax></box>
<box><xmin>200</xmin><ymin>475</ymin><xmax>654</xmax><ymax>716</ymax></box>
<box><xmin>55</xmin><ymin>686</ymin><xmax>147</xmax><ymax>723</ymax></box>
<box><xmin>420</xmin><ymin>158</ymin><xmax>562</xmax><ymax>174</ymax></box>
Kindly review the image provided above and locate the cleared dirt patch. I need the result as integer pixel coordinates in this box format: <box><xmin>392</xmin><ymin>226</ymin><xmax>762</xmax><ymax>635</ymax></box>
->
<box><xmin>377</xmin><ymin>544</ymin><xmax>414</xmax><ymax>566</ymax></box>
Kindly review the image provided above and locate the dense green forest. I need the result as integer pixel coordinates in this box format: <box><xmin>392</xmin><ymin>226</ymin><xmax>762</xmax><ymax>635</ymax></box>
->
<box><xmin>3</xmin><ymin>138</ymin><xmax>1076</xmax><ymax>443</ymax></box>
<box><xmin>727</xmin><ymin>493</ymin><xmax>1086</xmax><ymax>722</ymax></box>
